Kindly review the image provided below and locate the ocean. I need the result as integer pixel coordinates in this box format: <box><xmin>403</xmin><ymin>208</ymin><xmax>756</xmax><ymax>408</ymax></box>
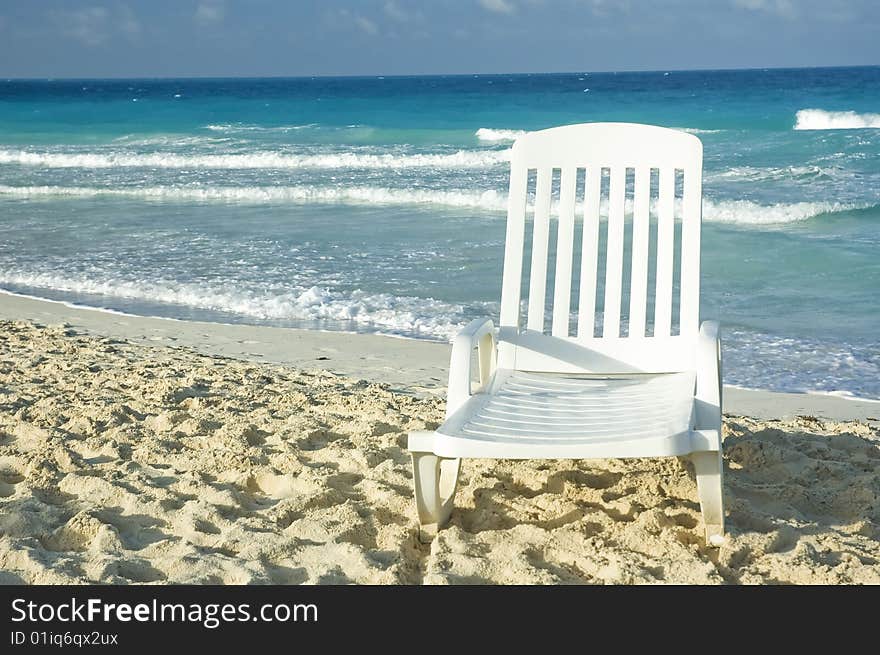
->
<box><xmin>0</xmin><ymin>67</ymin><xmax>878</xmax><ymax>398</ymax></box>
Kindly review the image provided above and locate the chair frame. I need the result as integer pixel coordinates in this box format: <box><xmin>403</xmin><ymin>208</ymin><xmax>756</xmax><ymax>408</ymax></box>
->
<box><xmin>408</xmin><ymin>123</ymin><xmax>724</xmax><ymax>545</ymax></box>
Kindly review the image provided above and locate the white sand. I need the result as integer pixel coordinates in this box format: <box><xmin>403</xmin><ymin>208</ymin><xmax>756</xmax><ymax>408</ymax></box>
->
<box><xmin>0</xmin><ymin>294</ymin><xmax>878</xmax><ymax>584</ymax></box>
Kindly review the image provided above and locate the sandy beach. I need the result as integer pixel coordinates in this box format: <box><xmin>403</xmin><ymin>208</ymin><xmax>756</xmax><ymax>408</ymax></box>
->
<box><xmin>0</xmin><ymin>293</ymin><xmax>878</xmax><ymax>584</ymax></box>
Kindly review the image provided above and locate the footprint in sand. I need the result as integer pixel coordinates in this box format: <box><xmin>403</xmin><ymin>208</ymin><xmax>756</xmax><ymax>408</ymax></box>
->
<box><xmin>247</xmin><ymin>471</ymin><xmax>320</xmax><ymax>500</ymax></box>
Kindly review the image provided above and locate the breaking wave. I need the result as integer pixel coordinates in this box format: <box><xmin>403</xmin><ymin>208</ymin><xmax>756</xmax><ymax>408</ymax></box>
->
<box><xmin>475</xmin><ymin>128</ymin><xmax>527</xmax><ymax>142</ymax></box>
<box><xmin>0</xmin><ymin>148</ymin><xmax>509</xmax><ymax>170</ymax></box>
<box><xmin>2</xmin><ymin>184</ymin><xmax>870</xmax><ymax>224</ymax></box>
<box><xmin>0</xmin><ymin>273</ymin><xmax>470</xmax><ymax>340</ymax></box>
<box><xmin>794</xmin><ymin>109</ymin><xmax>880</xmax><ymax>130</ymax></box>
<box><xmin>700</xmin><ymin>198</ymin><xmax>871</xmax><ymax>224</ymax></box>
<box><xmin>0</xmin><ymin>184</ymin><xmax>508</xmax><ymax>211</ymax></box>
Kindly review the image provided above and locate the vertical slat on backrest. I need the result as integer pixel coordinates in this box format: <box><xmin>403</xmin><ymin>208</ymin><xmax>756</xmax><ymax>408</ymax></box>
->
<box><xmin>628</xmin><ymin>166</ymin><xmax>651</xmax><ymax>338</ymax></box>
<box><xmin>499</xmin><ymin>165</ymin><xmax>528</xmax><ymax>327</ymax></box>
<box><xmin>527</xmin><ymin>167</ymin><xmax>552</xmax><ymax>331</ymax></box>
<box><xmin>577</xmin><ymin>167</ymin><xmax>601</xmax><ymax>339</ymax></box>
<box><xmin>679</xmin><ymin>168</ymin><xmax>702</xmax><ymax>338</ymax></box>
<box><xmin>602</xmin><ymin>166</ymin><xmax>626</xmax><ymax>337</ymax></box>
<box><xmin>654</xmin><ymin>167</ymin><xmax>675</xmax><ymax>336</ymax></box>
<box><xmin>551</xmin><ymin>168</ymin><xmax>577</xmax><ymax>337</ymax></box>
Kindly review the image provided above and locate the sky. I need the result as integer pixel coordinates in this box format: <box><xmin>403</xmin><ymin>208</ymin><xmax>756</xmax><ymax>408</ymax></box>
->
<box><xmin>0</xmin><ymin>1</ymin><xmax>877</xmax><ymax>78</ymax></box>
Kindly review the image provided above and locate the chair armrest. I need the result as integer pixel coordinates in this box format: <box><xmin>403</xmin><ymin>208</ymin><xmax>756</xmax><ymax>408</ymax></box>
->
<box><xmin>695</xmin><ymin>320</ymin><xmax>722</xmax><ymax>432</ymax></box>
<box><xmin>447</xmin><ymin>318</ymin><xmax>497</xmax><ymax>417</ymax></box>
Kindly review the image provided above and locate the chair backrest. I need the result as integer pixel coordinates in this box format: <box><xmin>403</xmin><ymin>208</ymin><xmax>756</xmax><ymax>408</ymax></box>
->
<box><xmin>497</xmin><ymin>123</ymin><xmax>703</xmax><ymax>374</ymax></box>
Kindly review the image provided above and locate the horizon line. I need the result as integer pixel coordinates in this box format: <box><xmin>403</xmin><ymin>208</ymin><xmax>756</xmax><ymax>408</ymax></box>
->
<box><xmin>2</xmin><ymin>63</ymin><xmax>878</xmax><ymax>82</ymax></box>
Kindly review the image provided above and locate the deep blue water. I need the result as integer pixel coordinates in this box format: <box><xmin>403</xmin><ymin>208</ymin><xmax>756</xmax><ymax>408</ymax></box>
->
<box><xmin>1</xmin><ymin>67</ymin><xmax>878</xmax><ymax>397</ymax></box>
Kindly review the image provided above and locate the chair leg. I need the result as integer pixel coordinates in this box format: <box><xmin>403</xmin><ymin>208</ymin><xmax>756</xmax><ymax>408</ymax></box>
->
<box><xmin>411</xmin><ymin>452</ymin><xmax>460</xmax><ymax>542</ymax></box>
<box><xmin>691</xmin><ymin>450</ymin><xmax>725</xmax><ymax>546</ymax></box>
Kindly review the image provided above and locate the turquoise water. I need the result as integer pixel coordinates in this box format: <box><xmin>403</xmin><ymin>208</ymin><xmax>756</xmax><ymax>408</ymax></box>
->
<box><xmin>0</xmin><ymin>68</ymin><xmax>878</xmax><ymax>397</ymax></box>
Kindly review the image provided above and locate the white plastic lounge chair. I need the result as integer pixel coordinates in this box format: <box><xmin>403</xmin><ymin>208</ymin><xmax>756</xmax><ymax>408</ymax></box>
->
<box><xmin>408</xmin><ymin>123</ymin><xmax>724</xmax><ymax>545</ymax></box>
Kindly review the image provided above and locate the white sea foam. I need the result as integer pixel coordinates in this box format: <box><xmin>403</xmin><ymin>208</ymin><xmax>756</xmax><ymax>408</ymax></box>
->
<box><xmin>723</xmin><ymin>328</ymin><xmax>880</xmax><ymax>399</ymax></box>
<box><xmin>609</xmin><ymin>197</ymin><xmax>864</xmax><ymax>225</ymax></box>
<box><xmin>475</xmin><ymin>128</ymin><xmax>527</xmax><ymax>142</ymax></box>
<box><xmin>477</xmin><ymin>126</ymin><xmax>722</xmax><ymax>138</ymax></box>
<box><xmin>701</xmin><ymin>198</ymin><xmax>867</xmax><ymax>224</ymax></box>
<box><xmin>675</xmin><ymin>127</ymin><xmax>722</xmax><ymax>135</ymax></box>
<box><xmin>0</xmin><ymin>271</ymin><xmax>469</xmax><ymax>340</ymax></box>
<box><xmin>1</xmin><ymin>184</ymin><xmax>869</xmax><ymax>223</ymax></box>
<box><xmin>111</xmin><ymin>134</ymin><xmax>229</xmax><ymax>147</ymax></box>
<box><xmin>806</xmin><ymin>389</ymin><xmax>880</xmax><ymax>402</ymax></box>
<box><xmin>204</xmin><ymin>123</ymin><xmax>320</xmax><ymax>132</ymax></box>
<box><xmin>0</xmin><ymin>184</ymin><xmax>509</xmax><ymax>210</ymax></box>
<box><xmin>707</xmin><ymin>165</ymin><xmax>842</xmax><ymax>182</ymax></box>
<box><xmin>228</xmin><ymin>124</ymin><xmax>725</xmax><ymax>147</ymax></box>
<box><xmin>583</xmin><ymin>197</ymin><xmax>869</xmax><ymax>225</ymax></box>
<box><xmin>630</xmin><ymin>198</ymin><xmax>862</xmax><ymax>224</ymax></box>
<box><xmin>794</xmin><ymin>109</ymin><xmax>880</xmax><ymax>130</ymax></box>
<box><xmin>0</xmin><ymin>148</ymin><xmax>509</xmax><ymax>170</ymax></box>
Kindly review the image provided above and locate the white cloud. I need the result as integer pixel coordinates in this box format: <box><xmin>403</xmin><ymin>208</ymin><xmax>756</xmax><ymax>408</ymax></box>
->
<box><xmin>119</xmin><ymin>5</ymin><xmax>141</xmax><ymax>37</ymax></box>
<box><xmin>354</xmin><ymin>15</ymin><xmax>379</xmax><ymax>35</ymax></box>
<box><xmin>49</xmin><ymin>6</ymin><xmax>141</xmax><ymax>47</ymax></box>
<box><xmin>732</xmin><ymin>0</ymin><xmax>797</xmax><ymax>18</ymax></box>
<box><xmin>58</xmin><ymin>7</ymin><xmax>109</xmax><ymax>46</ymax></box>
<box><xmin>383</xmin><ymin>2</ymin><xmax>427</xmax><ymax>29</ymax></box>
<box><xmin>328</xmin><ymin>9</ymin><xmax>380</xmax><ymax>37</ymax></box>
<box><xmin>384</xmin><ymin>1</ymin><xmax>407</xmax><ymax>22</ymax></box>
<box><xmin>195</xmin><ymin>1</ymin><xmax>225</xmax><ymax>26</ymax></box>
<box><xmin>582</xmin><ymin>0</ymin><xmax>630</xmax><ymax>16</ymax></box>
<box><xmin>479</xmin><ymin>0</ymin><xmax>516</xmax><ymax>14</ymax></box>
